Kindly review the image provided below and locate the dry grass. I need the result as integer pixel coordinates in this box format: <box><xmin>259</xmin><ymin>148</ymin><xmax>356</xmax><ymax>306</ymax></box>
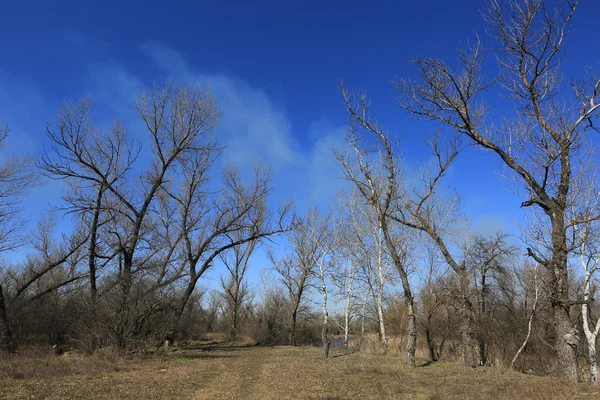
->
<box><xmin>1</xmin><ymin>341</ymin><xmax>599</xmax><ymax>399</ymax></box>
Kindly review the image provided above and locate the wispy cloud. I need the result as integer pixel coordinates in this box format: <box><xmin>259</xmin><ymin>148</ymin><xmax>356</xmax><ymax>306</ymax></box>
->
<box><xmin>80</xmin><ymin>42</ymin><xmax>350</xmax><ymax>214</ymax></box>
<box><xmin>142</xmin><ymin>42</ymin><xmax>298</xmax><ymax>169</ymax></box>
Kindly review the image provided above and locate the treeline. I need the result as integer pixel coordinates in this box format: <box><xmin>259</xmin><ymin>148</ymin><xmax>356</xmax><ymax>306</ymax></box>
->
<box><xmin>1</xmin><ymin>0</ymin><xmax>600</xmax><ymax>385</ymax></box>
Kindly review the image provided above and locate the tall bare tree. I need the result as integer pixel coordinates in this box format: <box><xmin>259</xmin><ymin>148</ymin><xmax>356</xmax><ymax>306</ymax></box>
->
<box><xmin>336</xmin><ymin>84</ymin><xmax>477</xmax><ymax>366</ymax></box>
<box><xmin>309</xmin><ymin>209</ymin><xmax>334</xmax><ymax>357</ymax></box>
<box><xmin>577</xmin><ymin>217</ymin><xmax>600</xmax><ymax>384</ymax></box>
<box><xmin>41</xmin><ymin>83</ymin><xmax>220</xmax><ymax>347</ymax></box>
<box><xmin>417</xmin><ymin>244</ymin><xmax>448</xmax><ymax>363</ymax></box>
<box><xmin>336</xmin><ymin>192</ymin><xmax>370</xmax><ymax>349</ymax></box>
<box><xmin>219</xmin><ymin>231</ymin><xmax>258</xmax><ymax>341</ymax></box>
<box><xmin>465</xmin><ymin>234</ymin><xmax>516</xmax><ymax>366</ymax></box>
<box><xmin>0</xmin><ymin>125</ymin><xmax>37</xmax><ymax>352</ymax></box>
<box><xmin>173</xmin><ymin>163</ymin><xmax>293</xmax><ymax>334</ymax></box>
<box><xmin>394</xmin><ymin>0</ymin><xmax>600</xmax><ymax>380</ymax></box>
<box><xmin>270</xmin><ymin>208</ymin><xmax>328</xmax><ymax>346</ymax></box>
<box><xmin>335</xmin><ymin>91</ymin><xmax>421</xmax><ymax>366</ymax></box>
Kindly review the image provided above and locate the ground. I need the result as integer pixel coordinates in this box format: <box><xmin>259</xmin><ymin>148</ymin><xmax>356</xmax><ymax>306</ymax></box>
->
<box><xmin>1</xmin><ymin>341</ymin><xmax>599</xmax><ymax>399</ymax></box>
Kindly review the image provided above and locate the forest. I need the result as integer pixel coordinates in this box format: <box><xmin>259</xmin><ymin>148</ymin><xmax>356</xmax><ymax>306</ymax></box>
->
<box><xmin>2</xmin><ymin>0</ymin><xmax>600</xmax><ymax>397</ymax></box>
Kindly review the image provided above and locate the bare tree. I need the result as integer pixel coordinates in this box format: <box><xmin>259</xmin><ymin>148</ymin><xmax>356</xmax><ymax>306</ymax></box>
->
<box><xmin>335</xmin><ymin>193</ymin><xmax>367</xmax><ymax>349</ymax></box>
<box><xmin>309</xmin><ymin>210</ymin><xmax>334</xmax><ymax>357</ymax></box>
<box><xmin>270</xmin><ymin>208</ymin><xmax>327</xmax><ymax>346</ymax></box>
<box><xmin>417</xmin><ymin>244</ymin><xmax>449</xmax><ymax>363</ymax></box>
<box><xmin>41</xmin><ymin>83</ymin><xmax>220</xmax><ymax>347</ymax></box>
<box><xmin>219</xmin><ymin>231</ymin><xmax>258</xmax><ymax>341</ymax></box>
<box><xmin>0</xmin><ymin>125</ymin><xmax>37</xmax><ymax>352</ymax></box>
<box><xmin>338</xmin><ymin>189</ymin><xmax>392</xmax><ymax>349</ymax></box>
<box><xmin>465</xmin><ymin>234</ymin><xmax>516</xmax><ymax>365</ymax></box>
<box><xmin>335</xmin><ymin>85</ymin><xmax>467</xmax><ymax>366</ymax></box>
<box><xmin>173</xmin><ymin>163</ymin><xmax>293</xmax><ymax>335</ymax></box>
<box><xmin>576</xmin><ymin>218</ymin><xmax>600</xmax><ymax>384</ymax></box>
<box><xmin>394</xmin><ymin>0</ymin><xmax>600</xmax><ymax>380</ymax></box>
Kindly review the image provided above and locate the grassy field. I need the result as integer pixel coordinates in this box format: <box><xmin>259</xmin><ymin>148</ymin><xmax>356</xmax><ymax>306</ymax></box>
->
<box><xmin>1</xmin><ymin>341</ymin><xmax>599</xmax><ymax>399</ymax></box>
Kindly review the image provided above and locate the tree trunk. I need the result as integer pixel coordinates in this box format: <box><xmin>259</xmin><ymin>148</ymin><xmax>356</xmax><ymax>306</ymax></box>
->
<box><xmin>381</xmin><ymin>218</ymin><xmax>416</xmax><ymax>366</ymax></box>
<box><xmin>406</xmin><ymin>302</ymin><xmax>417</xmax><ymax>367</ymax></box>
<box><xmin>478</xmin><ymin>340</ymin><xmax>486</xmax><ymax>366</ymax></box>
<box><xmin>554</xmin><ymin>305</ymin><xmax>578</xmax><ymax>381</ymax></box>
<box><xmin>89</xmin><ymin>187</ymin><xmax>103</xmax><ymax>315</ymax></box>
<box><xmin>478</xmin><ymin>274</ymin><xmax>487</xmax><ymax>366</ymax></box>
<box><xmin>588</xmin><ymin>337</ymin><xmax>598</xmax><ymax>385</ymax></box>
<box><xmin>425</xmin><ymin>324</ymin><xmax>438</xmax><ymax>362</ymax></box>
<box><xmin>114</xmin><ymin>250</ymin><xmax>134</xmax><ymax>349</ymax></box>
<box><xmin>549</xmin><ymin>215</ymin><xmax>579</xmax><ymax>382</ymax></box>
<box><xmin>459</xmin><ymin>272</ymin><xmax>476</xmax><ymax>367</ymax></box>
<box><xmin>582</xmin><ymin>267</ymin><xmax>600</xmax><ymax>384</ymax></box>
<box><xmin>343</xmin><ymin>298</ymin><xmax>350</xmax><ymax>348</ymax></box>
<box><xmin>321</xmin><ymin>283</ymin><xmax>329</xmax><ymax>358</ymax></box>
<box><xmin>0</xmin><ymin>283</ymin><xmax>13</xmax><ymax>352</ymax></box>
<box><xmin>358</xmin><ymin>293</ymin><xmax>367</xmax><ymax>350</ymax></box>
<box><xmin>88</xmin><ymin>188</ymin><xmax>103</xmax><ymax>351</ymax></box>
<box><xmin>343</xmin><ymin>268</ymin><xmax>354</xmax><ymax>348</ymax></box>
<box><xmin>290</xmin><ymin>307</ymin><xmax>298</xmax><ymax>346</ymax></box>
<box><xmin>376</xmin><ymin>290</ymin><xmax>387</xmax><ymax>349</ymax></box>
<box><xmin>231</xmin><ymin>305</ymin><xmax>238</xmax><ymax>341</ymax></box>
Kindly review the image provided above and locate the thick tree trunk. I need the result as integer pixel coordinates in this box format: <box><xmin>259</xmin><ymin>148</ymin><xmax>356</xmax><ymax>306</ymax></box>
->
<box><xmin>425</xmin><ymin>324</ymin><xmax>438</xmax><ymax>362</ymax></box>
<box><xmin>582</xmin><ymin>269</ymin><xmax>600</xmax><ymax>384</ymax></box>
<box><xmin>549</xmin><ymin>216</ymin><xmax>579</xmax><ymax>382</ymax></box>
<box><xmin>230</xmin><ymin>305</ymin><xmax>238</xmax><ymax>341</ymax></box>
<box><xmin>121</xmin><ymin>251</ymin><xmax>133</xmax><ymax>300</ymax></box>
<box><xmin>89</xmin><ymin>188</ymin><xmax>103</xmax><ymax>315</ymax></box>
<box><xmin>478</xmin><ymin>275</ymin><xmax>487</xmax><ymax>366</ymax></box>
<box><xmin>0</xmin><ymin>283</ymin><xmax>13</xmax><ymax>352</ymax></box>
<box><xmin>114</xmin><ymin>250</ymin><xmax>134</xmax><ymax>349</ymax></box>
<box><xmin>588</xmin><ymin>339</ymin><xmax>598</xmax><ymax>385</ymax></box>
<box><xmin>554</xmin><ymin>306</ymin><xmax>578</xmax><ymax>381</ymax></box>
<box><xmin>406</xmin><ymin>303</ymin><xmax>417</xmax><ymax>367</ymax></box>
<box><xmin>478</xmin><ymin>340</ymin><xmax>486</xmax><ymax>366</ymax></box>
<box><xmin>459</xmin><ymin>272</ymin><xmax>476</xmax><ymax>367</ymax></box>
<box><xmin>88</xmin><ymin>188</ymin><xmax>103</xmax><ymax>351</ymax></box>
<box><xmin>290</xmin><ymin>307</ymin><xmax>298</xmax><ymax>346</ymax></box>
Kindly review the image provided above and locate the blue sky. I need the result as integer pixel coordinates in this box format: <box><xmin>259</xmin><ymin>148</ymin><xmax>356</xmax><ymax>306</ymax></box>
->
<box><xmin>1</xmin><ymin>0</ymin><xmax>600</xmax><ymax>292</ymax></box>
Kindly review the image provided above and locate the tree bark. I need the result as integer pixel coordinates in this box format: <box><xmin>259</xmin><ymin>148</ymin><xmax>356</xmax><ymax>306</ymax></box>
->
<box><xmin>459</xmin><ymin>271</ymin><xmax>476</xmax><ymax>367</ymax></box>
<box><xmin>321</xmin><ymin>279</ymin><xmax>329</xmax><ymax>358</ymax></box>
<box><xmin>88</xmin><ymin>187</ymin><xmax>103</xmax><ymax>315</ymax></box>
<box><xmin>343</xmin><ymin>264</ymin><xmax>355</xmax><ymax>349</ymax></box>
<box><xmin>88</xmin><ymin>187</ymin><xmax>103</xmax><ymax>351</ymax></box>
<box><xmin>290</xmin><ymin>306</ymin><xmax>298</xmax><ymax>346</ymax></box>
<box><xmin>550</xmin><ymin>216</ymin><xmax>579</xmax><ymax>382</ymax></box>
<box><xmin>231</xmin><ymin>304</ymin><xmax>238</xmax><ymax>341</ymax></box>
<box><xmin>554</xmin><ymin>306</ymin><xmax>578</xmax><ymax>381</ymax></box>
<box><xmin>376</xmin><ymin>289</ymin><xmax>387</xmax><ymax>349</ymax></box>
<box><xmin>381</xmin><ymin>219</ymin><xmax>416</xmax><ymax>366</ymax></box>
<box><xmin>582</xmin><ymin>263</ymin><xmax>600</xmax><ymax>384</ymax></box>
<box><xmin>406</xmin><ymin>303</ymin><xmax>417</xmax><ymax>366</ymax></box>
<box><xmin>478</xmin><ymin>273</ymin><xmax>487</xmax><ymax>366</ymax></box>
<box><xmin>0</xmin><ymin>283</ymin><xmax>13</xmax><ymax>352</ymax></box>
<box><xmin>343</xmin><ymin>290</ymin><xmax>351</xmax><ymax>348</ymax></box>
<box><xmin>425</xmin><ymin>323</ymin><xmax>438</xmax><ymax>362</ymax></box>
<box><xmin>588</xmin><ymin>337</ymin><xmax>598</xmax><ymax>385</ymax></box>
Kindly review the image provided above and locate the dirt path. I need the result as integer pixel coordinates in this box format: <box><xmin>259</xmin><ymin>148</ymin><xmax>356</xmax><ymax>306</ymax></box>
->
<box><xmin>191</xmin><ymin>346</ymin><xmax>270</xmax><ymax>399</ymax></box>
<box><xmin>2</xmin><ymin>343</ymin><xmax>600</xmax><ymax>399</ymax></box>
